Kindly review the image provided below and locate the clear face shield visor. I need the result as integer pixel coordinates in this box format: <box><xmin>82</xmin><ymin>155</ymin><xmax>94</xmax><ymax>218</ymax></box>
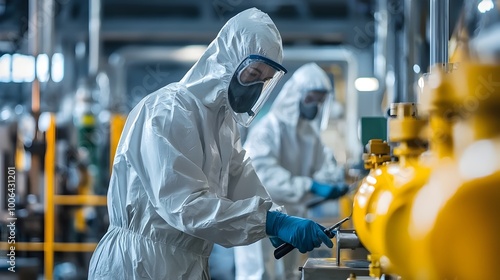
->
<box><xmin>299</xmin><ymin>89</ymin><xmax>333</xmax><ymax>130</ymax></box>
<box><xmin>228</xmin><ymin>55</ymin><xmax>287</xmax><ymax>127</ymax></box>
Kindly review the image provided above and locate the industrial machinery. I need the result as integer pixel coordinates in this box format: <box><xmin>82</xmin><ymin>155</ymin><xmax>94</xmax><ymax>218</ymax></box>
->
<box><xmin>351</xmin><ymin>102</ymin><xmax>428</xmax><ymax>278</ymax></box>
<box><xmin>301</xmin><ymin>1</ymin><xmax>500</xmax><ymax>279</ymax></box>
<box><xmin>2</xmin><ymin>0</ymin><xmax>492</xmax><ymax>279</ymax></box>
<box><xmin>301</xmin><ymin>101</ymin><xmax>427</xmax><ymax>279</ymax></box>
<box><xmin>301</xmin><ymin>70</ymin><xmax>457</xmax><ymax>279</ymax></box>
<box><xmin>408</xmin><ymin>64</ymin><xmax>500</xmax><ymax>279</ymax></box>
<box><xmin>300</xmin><ymin>221</ymin><xmax>371</xmax><ymax>280</ymax></box>
<box><xmin>381</xmin><ymin>1</ymin><xmax>500</xmax><ymax>278</ymax></box>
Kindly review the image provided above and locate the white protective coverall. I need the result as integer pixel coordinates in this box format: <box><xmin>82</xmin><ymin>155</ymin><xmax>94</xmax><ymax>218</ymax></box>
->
<box><xmin>234</xmin><ymin>63</ymin><xmax>344</xmax><ymax>280</ymax></box>
<box><xmin>88</xmin><ymin>8</ymin><xmax>284</xmax><ymax>280</ymax></box>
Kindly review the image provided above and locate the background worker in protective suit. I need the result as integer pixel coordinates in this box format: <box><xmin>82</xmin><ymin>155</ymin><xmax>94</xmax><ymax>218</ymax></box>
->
<box><xmin>234</xmin><ymin>63</ymin><xmax>349</xmax><ymax>280</ymax></box>
<box><xmin>88</xmin><ymin>8</ymin><xmax>334</xmax><ymax>280</ymax></box>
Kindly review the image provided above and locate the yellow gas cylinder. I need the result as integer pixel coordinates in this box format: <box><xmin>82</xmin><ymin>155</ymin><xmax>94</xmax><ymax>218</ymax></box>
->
<box><xmin>364</xmin><ymin>103</ymin><xmax>427</xmax><ymax>275</ymax></box>
<box><xmin>409</xmin><ymin>63</ymin><xmax>500</xmax><ymax>280</ymax></box>
<box><xmin>352</xmin><ymin>139</ymin><xmax>391</xmax><ymax>253</ymax></box>
<box><xmin>396</xmin><ymin>65</ymin><xmax>460</xmax><ymax>279</ymax></box>
<box><xmin>352</xmin><ymin>103</ymin><xmax>426</xmax><ymax>277</ymax></box>
<box><xmin>372</xmin><ymin>65</ymin><xmax>459</xmax><ymax>279</ymax></box>
<box><xmin>352</xmin><ymin>139</ymin><xmax>393</xmax><ymax>278</ymax></box>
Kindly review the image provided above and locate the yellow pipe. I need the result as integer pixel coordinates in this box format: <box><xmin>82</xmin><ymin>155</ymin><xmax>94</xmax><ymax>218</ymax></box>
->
<box><xmin>53</xmin><ymin>242</ymin><xmax>99</xmax><ymax>252</ymax></box>
<box><xmin>1</xmin><ymin>242</ymin><xmax>45</xmax><ymax>251</ymax></box>
<box><xmin>54</xmin><ymin>195</ymin><xmax>107</xmax><ymax>206</ymax></box>
<box><xmin>1</xmin><ymin>242</ymin><xmax>99</xmax><ymax>252</ymax></box>
<box><xmin>44</xmin><ymin>113</ymin><xmax>56</xmax><ymax>280</ymax></box>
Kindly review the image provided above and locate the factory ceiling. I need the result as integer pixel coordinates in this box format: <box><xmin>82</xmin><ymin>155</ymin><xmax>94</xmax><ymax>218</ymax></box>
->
<box><xmin>0</xmin><ymin>0</ymin><xmax>375</xmax><ymax>54</ymax></box>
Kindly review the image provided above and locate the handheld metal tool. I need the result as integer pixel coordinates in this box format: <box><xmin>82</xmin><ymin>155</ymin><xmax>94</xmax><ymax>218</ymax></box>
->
<box><xmin>273</xmin><ymin>216</ymin><xmax>351</xmax><ymax>259</ymax></box>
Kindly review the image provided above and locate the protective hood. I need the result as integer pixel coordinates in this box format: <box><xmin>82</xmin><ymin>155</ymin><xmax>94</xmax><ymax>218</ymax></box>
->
<box><xmin>180</xmin><ymin>8</ymin><xmax>284</xmax><ymax>116</ymax></box>
<box><xmin>88</xmin><ymin>8</ymin><xmax>285</xmax><ymax>280</ymax></box>
<box><xmin>270</xmin><ymin>62</ymin><xmax>333</xmax><ymax>130</ymax></box>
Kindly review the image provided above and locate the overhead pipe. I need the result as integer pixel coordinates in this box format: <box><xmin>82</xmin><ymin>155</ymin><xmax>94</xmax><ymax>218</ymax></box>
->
<box><xmin>374</xmin><ymin>0</ymin><xmax>389</xmax><ymax>110</ymax></box>
<box><xmin>29</xmin><ymin>0</ymin><xmax>41</xmax><ymax>115</ymax></box>
<box><xmin>89</xmin><ymin>0</ymin><xmax>101</xmax><ymax>78</ymax></box>
<box><xmin>28</xmin><ymin>0</ymin><xmax>43</xmax><ymax>202</ymax></box>
<box><xmin>381</xmin><ymin>0</ymin><xmax>403</xmax><ymax>106</ymax></box>
<box><xmin>26</xmin><ymin>0</ymin><xmax>55</xmax><ymax>216</ymax></box>
<box><xmin>403</xmin><ymin>0</ymin><xmax>422</xmax><ymax>102</ymax></box>
<box><xmin>429</xmin><ymin>0</ymin><xmax>449</xmax><ymax>69</ymax></box>
<box><xmin>42</xmin><ymin>0</ymin><xmax>54</xmax><ymax>75</ymax></box>
<box><xmin>374</xmin><ymin>0</ymin><xmax>388</xmax><ymax>90</ymax></box>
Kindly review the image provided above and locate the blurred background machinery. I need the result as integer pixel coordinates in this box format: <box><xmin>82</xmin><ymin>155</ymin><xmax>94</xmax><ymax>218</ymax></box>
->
<box><xmin>300</xmin><ymin>1</ymin><xmax>500</xmax><ymax>280</ymax></box>
<box><xmin>2</xmin><ymin>0</ymin><xmax>497</xmax><ymax>280</ymax></box>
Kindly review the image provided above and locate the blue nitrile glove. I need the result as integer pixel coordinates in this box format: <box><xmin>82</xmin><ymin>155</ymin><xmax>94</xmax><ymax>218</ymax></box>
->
<box><xmin>269</xmin><ymin>236</ymin><xmax>285</xmax><ymax>248</ymax></box>
<box><xmin>310</xmin><ymin>181</ymin><xmax>349</xmax><ymax>199</ymax></box>
<box><xmin>266</xmin><ymin>211</ymin><xmax>333</xmax><ymax>253</ymax></box>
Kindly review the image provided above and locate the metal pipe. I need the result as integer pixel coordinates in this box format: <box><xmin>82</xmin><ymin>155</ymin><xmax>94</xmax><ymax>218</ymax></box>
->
<box><xmin>403</xmin><ymin>0</ymin><xmax>421</xmax><ymax>102</ymax></box>
<box><xmin>41</xmin><ymin>0</ymin><xmax>54</xmax><ymax>85</ymax></box>
<box><xmin>89</xmin><ymin>0</ymin><xmax>101</xmax><ymax>77</ymax></box>
<box><xmin>375</xmin><ymin>0</ymin><xmax>391</xmax><ymax>112</ymax></box>
<box><xmin>42</xmin><ymin>0</ymin><xmax>54</xmax><ymax>59</ymax></box>
<box><xmin>374</xmin><ymin>0</ymin><xmax>388</xmax><ymax>88</ymax></box>
<box><xmin>430</xmin><ymin>0</ymin><xmax>449</xmax><ymax>67</ymax></box>
<box><xmin>29</xmin><ymin>0</ymin><xmax>41</xmax><ymax>114</ymax></box>
<box><xmin>387</xmin><ymin>0</ymin><xmax>403</xmax><ymax>105</ymax></box>
<box><xmin>28</xmin><ymin>0</ymin><xmax>43</xmax><ymax>201</ymax></box>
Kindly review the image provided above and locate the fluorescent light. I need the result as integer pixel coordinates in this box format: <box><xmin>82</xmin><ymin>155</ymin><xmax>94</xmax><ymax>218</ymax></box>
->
<box><xmin>355</xmin><ymin>77</ymin><xmax>379</xmax><ymax>92</ymax></box>
<box><xmin>413</xmin><ymin>64</ymin><xmax>421</xmax><ymax>74</ymax></box>
<box><xmin>38</xmin><ymin>112</ymin><xmax>52</xmax><ymax>132</ymax></box>
<box><xmin>172</xmin><ymin>45</ymin><xmax>207</xmax><ymax>62</ymax></box>
<box><xmin>36</xmin><ymin>54</ymin><xmax>49</xmax><ymax>82</ymax></box>
<box><xmin>12</xmin><ymin>54</ymin><xmax>35</xmax><ymax>82</ymax></box>
<box><xmin>418</xmin><ymin>76</ymin><xmax>425</xmax><ymax>89</ymax></box>
<box><xmin>51</xmin><ymin>53</ymin><xmax>64</xmax><ymax>82</ymax></box>
<box><xmin>0</xmin><ymin>54</ymin><xmax>11</xmax><ymax>82</ymax></box>
<box><xmin>0</xmin><ymin>53</ymin><xmax>63</xmax><ymax>83</ymax></box>
<box><xmin>478</xmin><ymin>0</ymin><xmax>494</xmax><ymax>13</ymax></box>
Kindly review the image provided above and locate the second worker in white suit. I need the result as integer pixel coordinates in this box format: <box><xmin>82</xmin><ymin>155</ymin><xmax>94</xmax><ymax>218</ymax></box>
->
<box><xmin>234</xmin><ymin>63</ymin><xmax>348</xmax><ymax>280</ymax></box>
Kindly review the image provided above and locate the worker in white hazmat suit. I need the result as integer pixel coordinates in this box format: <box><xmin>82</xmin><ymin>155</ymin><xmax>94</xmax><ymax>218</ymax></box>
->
<box><xmin>234</xmin><ymin>63</ymin><xmax>348</xmax><ymax>280</ymax></box>
<box><xmin>88</xmin><ymin>8</ymin><xmax>334</xmax><ymax>280</ymax></box>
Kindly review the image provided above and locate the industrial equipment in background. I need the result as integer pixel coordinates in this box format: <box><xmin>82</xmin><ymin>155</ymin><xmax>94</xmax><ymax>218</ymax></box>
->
<box><xmin>1</xmin><ymin>0</ymin><xmax>493</xmax><ymax>279</ymax></box>
<box><xmin>300</xmin><ymin>0</ymin><xmax>500</xmax><ymax>279</ymax></box>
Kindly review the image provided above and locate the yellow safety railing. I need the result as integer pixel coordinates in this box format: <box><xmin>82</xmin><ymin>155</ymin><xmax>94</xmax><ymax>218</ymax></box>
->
<box><xmin>44</xmin><ymin>112</ymin><xmax>56</xmax><ymax>280</ymax></box>
<box><xmin>0</xmin><ymin>113</ymin><xmax>129</xmax><ymax>279</ymax></box>
<box><xmin>0</xmin><ymin>114</ymin><xmax>106</xmax><ymax>279</ymax></box>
